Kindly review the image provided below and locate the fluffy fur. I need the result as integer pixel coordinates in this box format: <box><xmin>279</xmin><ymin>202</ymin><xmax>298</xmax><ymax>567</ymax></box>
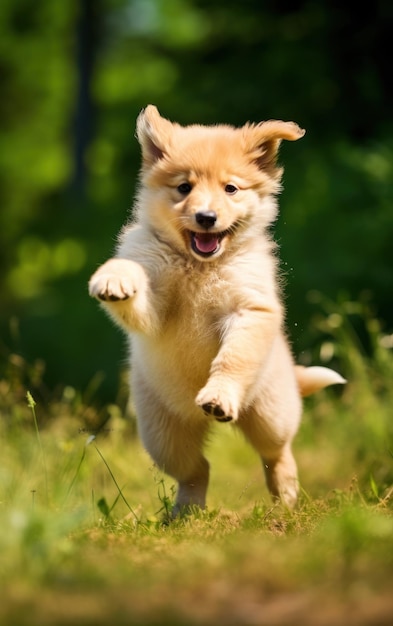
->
<box><xmin>89</xmin><ymin>106</ymin><xmax>345</xmax><ymax>513</ymax></box>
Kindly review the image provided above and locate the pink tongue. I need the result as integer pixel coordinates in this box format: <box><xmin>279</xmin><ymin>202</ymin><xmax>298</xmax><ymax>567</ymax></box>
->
<box><xmin>194</xmin><ymin>233</ymin><xmax>219</xmax><ymax>253</ymax></box>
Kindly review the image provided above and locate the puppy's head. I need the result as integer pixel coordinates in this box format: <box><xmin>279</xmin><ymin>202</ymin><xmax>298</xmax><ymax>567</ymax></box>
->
<box><xmin>135</xmin><ymin>105</ymin><xmax>305</xmax><ymax>261</ymax></box>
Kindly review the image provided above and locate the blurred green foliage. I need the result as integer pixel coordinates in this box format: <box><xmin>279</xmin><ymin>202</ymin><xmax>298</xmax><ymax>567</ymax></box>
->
<box><xmin>0</xmin><ymin>0</ymin><xmax>392</xmax><ymax>398</ymax></box>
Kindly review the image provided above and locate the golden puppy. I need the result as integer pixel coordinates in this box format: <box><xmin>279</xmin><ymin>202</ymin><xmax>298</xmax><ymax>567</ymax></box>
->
<box><xmin>89</xmin><ymin>106</ymin><xmax>345</xmax><ymax>514</ymax></box>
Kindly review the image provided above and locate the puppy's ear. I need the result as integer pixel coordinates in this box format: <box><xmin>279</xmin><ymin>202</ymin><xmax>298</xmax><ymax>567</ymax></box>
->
<box><xmin>244</xmin><ymin>120</ymin><xmax>305</xmax><ymax>173</ymax></box>
<box><xmin>136</xmin><ymin>105</ymin><xmax>175</xmax><ymax>166</ymax></box>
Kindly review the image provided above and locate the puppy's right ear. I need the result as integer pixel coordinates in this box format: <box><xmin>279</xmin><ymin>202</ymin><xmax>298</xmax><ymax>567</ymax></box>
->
<box><xmin>136</xmin><ymin>105</ymin><xmax>174</xmax><ymax>166</ymax></box>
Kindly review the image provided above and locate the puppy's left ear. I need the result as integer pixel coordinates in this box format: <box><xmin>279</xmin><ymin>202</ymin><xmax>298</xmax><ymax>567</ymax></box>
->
<box><xmin>244</xmin><ymin>120</ymin><xmax>305</xmax><ymax>173</ymax></box>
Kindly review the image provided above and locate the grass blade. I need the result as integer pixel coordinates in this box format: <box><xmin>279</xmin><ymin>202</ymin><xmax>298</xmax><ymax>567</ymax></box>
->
<box><xmin>94</xmin><ymin>445</ymin><xmax>139</xmax><ymax>522</ymax></box>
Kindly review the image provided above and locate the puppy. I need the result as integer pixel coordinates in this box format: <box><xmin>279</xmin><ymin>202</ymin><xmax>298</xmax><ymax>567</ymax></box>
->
<box><xmin>89</xmin><ymin>106</ymin><xmax>345</xmax><ymax>514</ymax></box>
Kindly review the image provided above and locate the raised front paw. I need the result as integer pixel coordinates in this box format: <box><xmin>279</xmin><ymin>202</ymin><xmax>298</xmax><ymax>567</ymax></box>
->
<box><xmin>195</xmin><ymin>382</ymin><xmax>240</xmax><ymax>423</ymax></box>
<box><xmin>89</xmin><ymin>258</ymin><xmax>140</xmax><ymax>302</ymax></box>
<box><xmin>201</xmin><ymin>402</ymin><xmax>233</xmax><ymax>422</ymax></box>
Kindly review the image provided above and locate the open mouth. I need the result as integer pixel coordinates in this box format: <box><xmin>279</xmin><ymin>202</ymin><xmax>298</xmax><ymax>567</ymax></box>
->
<box><xmin>189</xmin><ymin>230</ymin><xmax>229</xmax><ymax>258</ymax></box>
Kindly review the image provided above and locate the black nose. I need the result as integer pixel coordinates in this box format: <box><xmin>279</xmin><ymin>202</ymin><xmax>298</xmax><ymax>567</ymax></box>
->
<box><xmin>195</xmin><ymin>211</ymin><xmax>217</xmax><ymax>229</ymax></box>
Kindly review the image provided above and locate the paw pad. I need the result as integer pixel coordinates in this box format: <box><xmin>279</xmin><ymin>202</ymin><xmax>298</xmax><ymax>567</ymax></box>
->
<box><xmin>202</xmin><ymin>403</ymin><xmax>233</xmax><ymax>422</ymax></box>
<box><xmin>98</xmin><ymin>292</ymin><xmax>129</xmax><ymax>302</ymax></box>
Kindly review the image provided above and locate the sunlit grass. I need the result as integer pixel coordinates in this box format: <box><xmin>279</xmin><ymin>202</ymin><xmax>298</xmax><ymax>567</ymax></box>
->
<box><xmin>1</xmin><ymin>299</ymin><xmax>393</xmax><ymax>625</ymax></box>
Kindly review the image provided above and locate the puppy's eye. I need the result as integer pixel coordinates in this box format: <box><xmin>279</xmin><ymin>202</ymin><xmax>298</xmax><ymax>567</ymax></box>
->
<box><xmin>177</xmin><ymin>182</ymin><xmax>192</xmax><ymax>195</ymax></box>
<box><xmin>225</xmin><ymin>184</ymin><xmax>238</xmax><ymax>195</ymax></box>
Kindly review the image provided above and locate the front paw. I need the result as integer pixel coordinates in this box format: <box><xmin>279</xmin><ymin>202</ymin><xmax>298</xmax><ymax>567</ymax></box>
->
<box><xmin>89</xmin><ymin>259</ymin><xmax>139</xmax><ymax>302</ymax></box>
<box><xmin>195</xmin><ymin>383</ymin><xmax>239</xmax><ymax>422</ymax></box>
<box><xmin>201</xmin><ymin>402</ymin><xmax>233</xmax><ymax>422</ymax></box>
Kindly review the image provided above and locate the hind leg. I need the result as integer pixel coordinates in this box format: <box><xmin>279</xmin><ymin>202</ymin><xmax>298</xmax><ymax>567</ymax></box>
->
<box><xmin>133</xmin><ymin>374</ymin><xmax>210</xmax><ymax>515</ymax></box>
<box><xmin>140</xmin><ymin>409</ymin><xmax>210</xmax><ymax>516</ymax></box>
<box><xmin>237</xmin><ymin>385</ymin><xmax>302</xmax><ymax>508</ymax></box>
<box><xmin>238</xmin><ymin>413</ymin><xmax>299</xmax><ymax>508</ymax></box>
<box><xmin>174</xmin><ymin>454</ymin><xmax>210</xmax><ymax>515</ymax></box>
<box><xmin>262</xmin><ymin>445</ymin><xmax>299</xmax><ymax>508</ymax></box>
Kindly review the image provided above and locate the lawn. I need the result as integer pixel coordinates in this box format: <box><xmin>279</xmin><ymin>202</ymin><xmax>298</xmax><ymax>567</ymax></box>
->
<box><xmin>1</xmin><ymin>302</ymin><xmax>393</xmax><ymax>626</ymax></box>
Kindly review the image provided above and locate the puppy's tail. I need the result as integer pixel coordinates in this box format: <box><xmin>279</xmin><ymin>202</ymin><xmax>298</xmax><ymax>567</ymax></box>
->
<box><xmin>295</xmin><ymin>365</ymin><xmax>346</xmax><ymax>397</ymax></box>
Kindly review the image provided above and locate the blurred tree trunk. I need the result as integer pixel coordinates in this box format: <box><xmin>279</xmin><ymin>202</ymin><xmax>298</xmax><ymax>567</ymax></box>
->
<box><xmin>72</xmin><ymin>0</ymin><xmax>99</xmax><ymax>194</ymax></box>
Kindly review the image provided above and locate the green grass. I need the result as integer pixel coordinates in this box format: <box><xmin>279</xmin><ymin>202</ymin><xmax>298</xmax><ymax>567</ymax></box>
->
<box><xmin>1</xmin><ymin>300</ymin><xmax>393</xmax><ymax>625</ymax></box>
